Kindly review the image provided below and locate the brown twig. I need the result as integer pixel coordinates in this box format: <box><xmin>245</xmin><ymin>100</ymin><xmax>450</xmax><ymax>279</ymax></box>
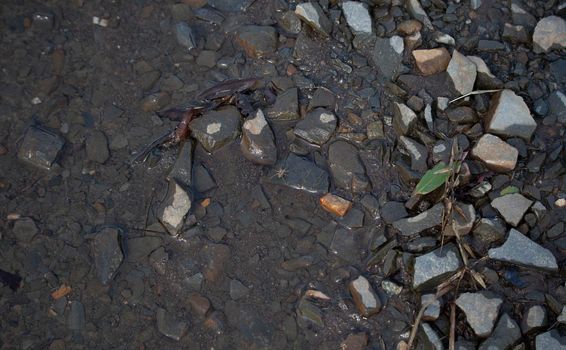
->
<box><xmin>449</xmin><ymin>303</ymin><xmax>456</xmax><ymax>350</ymax></box>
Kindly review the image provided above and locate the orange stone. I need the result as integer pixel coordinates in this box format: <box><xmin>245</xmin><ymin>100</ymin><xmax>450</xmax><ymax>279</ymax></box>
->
<box><xmin>319</xmin><ymin>193</ymin><xmax>352</xmax><ymax>217</ymax></box>
<box><xmin>412</xmin><ymin>48</ymin><xmax>451</xmax><ymax>76</ymax></box>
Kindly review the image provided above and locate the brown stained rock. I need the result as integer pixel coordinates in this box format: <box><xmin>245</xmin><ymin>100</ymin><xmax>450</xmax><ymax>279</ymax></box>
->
<box><xmin>320</xmin><ymin>193</ymin><xmax>353</xmax><ymax>217</ymax></box>
<box><xmin>235</xmin><ymin>25</ymin><xmax>277</xmax><ymax>58</ymax></box>
<box><xmin>471</xmin><ymin>134</ymin><xmax>518</xmax><ymax>172</ymax></box>
<box><xmin>188</xmin><ymin>293</ymin><xmax>211</xmax><ymax>317</ymax></box>
<box><xmin>349</xmin><ymin>276</ymin><xmax>382</xmax><ymax>317</ymax></box>
<box><xmin>142</xmin><ymin>92</ymin><xmax>171</xmax><ymax>112</ymax></box>
<box><xmin>202</xmin><ymin>243</ymin><xmax>231</xmax><ymax>283</ymax></box>
<box><xmin>397</xmin><ymin>19</ymin><xmax>422</xmax><ymax>35</ymax></box>
<box><xmin>340</xmin><ymin>333</ymin><xmax>368</xmax><ymax>350</ymax></box>
<box><xmin>412</xmin><ymin>48</ymin><xmax>451</xmax><ymax>75</ymax></box>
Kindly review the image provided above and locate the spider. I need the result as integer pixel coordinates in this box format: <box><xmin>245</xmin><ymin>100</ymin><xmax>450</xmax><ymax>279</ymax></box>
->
<box><xmin>272</xmin><ymin>166</ymin><xmax>288</xmax><ymax>179</ymax></box>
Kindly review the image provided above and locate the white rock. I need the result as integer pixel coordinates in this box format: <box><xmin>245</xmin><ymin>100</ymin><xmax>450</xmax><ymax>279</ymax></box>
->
<box><xmin>341</xmin><ymin>1</ymin><xmax>372</xmax><ymax>34</ymax></box>
<box><xmin>532</xmin><ymin>16</ymin><xmax>566</xmax><ymax>53</ymax></box>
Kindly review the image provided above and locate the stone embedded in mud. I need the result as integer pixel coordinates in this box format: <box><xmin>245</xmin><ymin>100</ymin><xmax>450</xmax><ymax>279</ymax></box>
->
<box><xmin>467</xmin><ymin>56</ymin><xmax>503</xmax><ymax>89</ymax></box>
<box><xmin>294</xmin><ymin>108</ymin><xmax>337</xmax><ymax>145</ymax></box>
<box><xmin>156</xmin><ymin>307</ymin><xmax>188</xmax><ymax>341</ymax></box>
<box><xmin>229</xmin><ymin>279</ymin><xmax>249</xmax><ymax>300</ymax></box>
<box><xmin>201</xmin><ymin>243</ymin><xmax>231</xmax><ymax>283</ymax></box>
<box><xmin>157</xmin><ymin>180</ymin><xmax>192</xmax><ymax>235</ymax></box>
<box><xmin>240</xmin><ymin>109</ymin><xmax>277</xmax><ymax>165</ymax></box>
<box><xmin>472</xmin><ymin>218</ymin><xmax>506</xmax><ymax>246</ymax></box>
<box><xmin>67</xmin><ymin>301</ymin><xmax>86</xmax><ymax>331</ymax></box>
<box><xmin>169</xmin><ymin>142</ymin><xmax>193</xmax><ymax>189</ymax></box>
<box><xmin>456</xmin><ymin>291</ymin><xmax>503</xmax><ymax>338</ymax></box>
<box><xmin>521</xmin><ymin>305</ymin><xmax>548</xmax><ymax>334</ymax></box>
<box><xmin>267</xmin><ymin>153</ymin><xmax>329</xmax><ymax>194</ymax></box>
<box><xmin>12</xmin><ymin>217</ymin><xmax>38</xmax><ymax>243</ymax></box>
<box><xmin>297</xmin><ymin>296</ymin><xmax>324</xmax><ymax>327</ymax></box>
<box><xmin>444</xmin><ymin>202</ymin><xmax>476</xmax><ymax>237</ymax></box>
<box><xmin>336</xmin><ymin>207</ymin><xmax>365</xmax><ymax>229</ymax></box>
<box><xmin>190</xmin><ymin>105</ymin><xmax>241</xmax><ymax>152</ymax></box>
<box><xmin>412</xmin><ymin>243</ymin><xmax>463</xmax><ymax>290</ymax></box>
<box><xmin>295</xmin><ymin>2</ymin><xmax>332</xmax><ymax>36</ymax></box>
<box><xmin>502</xmin><ymin>23</ymin><xmax>530</xmax><ymax>44</ymax></box>
<box><xmin>85</xmin><ymin>130</ymin><xmax>110</xmax><ymax>164</ymax></box>
<box><xmin>193</xmin><ymin>164</ymin><xmax>216</xmax><ymax>193</ymax></box>
<box><xmin>535</xmin><ymin>330</ymin><xmax>566</xmax><ymax>350</ymax></box>
<box><xmin>188</xmin><ymin>293</ymin><xmax>210</xmax><ymax>318</ymax></box>
<box><xmin>479</xmin><ymin>313</ymin><xmax>521</xmax><ymax>349</ymax></box>
<box><xmin>393</xmin><ymin>203</ymin><xmax>444</xmax><ymax>236</ymax></box>
<box><xmin>349</xmin><ymin>275</ymin><xmax>382</xmax><ymax>317</ymax></box>
<box><xmin>340</xmin><ymin>332</ymin><xmax>368</xmax><ymax>350</ymax></box>
<box><xmin>488</xmin><ymin>229</ymin><xmax>558</xmax><ymax>271</ymax></box>
<box><xmin>393</xmin><ymin>102</ymin><xmax>417</xmax><ymax>136</ymax></box>
<box><xmin>485</xmin><ymin>89</ymin><xmax>537</xmax><ymax>140</ymax></box>
<box><xmin>446</xmin><ymin>50</ymin><xmax>477</xmax><ymax>95</ymax></box>
<box><xmin>18</xmin><ymin>126</ymin><xmax>64</xmax><ymax>170</ymax></box>
<box><xmin>372</xmin><ymin>36</ymin><xmax>405</xmax><ymax>80</ymax></box>
<box><xmin>175</xmin><ymin>22</ymin><xmax>196</xmax><ymax>50</ymax></box>
<box><xmin>399</xmin><ymin>136</ymin><xmax>428</xmax><ymax>172</ymax></box>
<box><xmin>281</xmin><ymin>255</ymin><xmax>316</xmax><ymax>271</ymax></box>
<box><xmin>126</xmin><ymin>236</ymin><xmax>162</xmax><ymax>262</ymax></box>
<box><xmin>235</xmin><ymin>25</ymin><xmax>277</xmax><ymax>58</ymax></box>
<box><xmin>267</xmin><ymin>87</ymin><xmax>299</xmax><ymax>120</ymax></box>
<box><xmin>320</xmin><ymin>193</ymin><xmax>352</xmax><ymax>217</ymax></box>
<box><xmin>308</xmin><ymin>87</ymin><xmax>336</xmax><ymax>110</ymax></box>
<box><xmin>328</xmin><ymin>140</ymin><xmax>369</xmax><ymax>193</ymax></box>
<box><xmin>471</xmin><ymin>134</ymin><xmax>518</xmax><ymax>172</ymax></box>
<box><xmin>142</xmin><ymin>91</ymin><xmax>171</xmax><ymax>112</ymax></box>
<box><xmin>532</xmin><ymin>16</ymin><xmax>566</xmax><ymax>53</ymax></box>
<box><xmin>91</xmin><ymin>227</ymin><xmax>123</xmax><ymax>285</ymax></box>
<box><xmin>412</xmin><ymin>48</ymin><xmax>451</xmax><ymax>76</ymax></box>
<box><xmin>491</xmin><ymin>193</ymin><xmax>532</xmax><ymax>227</ymax></box>
<box><xmin>341</xmin><ymin>1</ymin><xmax>372</xmax><ymax>35</ymax></box>
<box><xmin>330</xmin><ymin>228</ymin><xmax>358</xmax><ymax>263</ymax></box>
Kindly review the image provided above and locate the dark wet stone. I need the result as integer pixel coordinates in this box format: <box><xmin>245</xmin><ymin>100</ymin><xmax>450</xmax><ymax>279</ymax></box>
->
<box><xmin>486</xmin><ymin>90</ymin><xmax>537</xmax><ymax>140</ymax></box>
<box><xmin>277</xmin><ymin>11</ymin><xmax>302</xmax><ymax>35</ymax></box>
<box><xmin>241</xmin><ymin>109</ymin><xmax>277</xmax><ymax>165</ymax></box>
<box><xmin>86</xmin><ymin>130</ymin><xmax>110</xmax><ymax>164</ymax></box>
<box><xmin>138</xmin><ymin>70</ymin><xmax>161</xmax><ymax>91</ymax></box>
<box><xmin>267</xmin><ymin>88</ymin><xmax>299</xmax><ymax>120</ymax></box>
<box><xmin>421</xmin><ymin>294</ymin><xmax>440</xmax><ymax>321</ymax></box>
<box><xmin>156</xmin><ymin>308</ymin><xmax>188</xmax><ymax>341</ymax></box>
<box><xmin>225</xmin><ymin>301</ymin><xmax>273</xmax><ymax>344</ymax></box>
<box><xmin>297</xmin><ymin>296</ymin><xmax>324</xmax><ymax>327</ymax></box>
<box><xmin>184</xmin><ymin>273</ymin><xmax>203</xmax><ymax>291</ymax></box>
<box><xmin>91</xmin><ymin>227</ymin><xmax>123</xmax><ymax>285</ymax></box>
<box><xmin>294</xmin><ymin>108</ymin><xmax>336</xmax><ymax>145</ymax></box>
<box><xmin>12</xmin><ymin>217</ymin><xmax>38</xmax><ymax>243</ymax></box>
<box><xmin>188</xmin><ymin>293</ymin><xmax>210</xmax><ymax>318</ymax></box>
<box><xmin>340</xmin><ymin>332</ymin><xmax>368</xmax><ymax>350</ymax></box>
<box><xmin>328</xmin><ymin>141</ymin><xmax>368</xmax><ymax>193</ymax></box>
<box><xmin>330</xmin><ymin>228</ymin><xmax>358</xmax><ymax>263</ymax></box>
<box><xmin>479</xmin><ymin>313</ymin><xmax>521</xmax><ymax>350</ymax></box>
<box><xmin>419</xmin><ymin>323</ymin><xmax>443</xmax><ymax>349</ymax></box>
<box><xmin>336</xmin><ymin>208</ymin><xmax>364</xmax><ymax>229</ymax></box>
<box><xmin>169</xmin><ymin>142</ymin><xmax>193</xmax><ymax>189</ymax></box>
<box><xmin>308</xmin><ymin>87</ymin><xmax>336</xmax><ymax>110</ymax></box>
<box><xmin>488</xmin><ymin>229</ymin><xmax>558</xmax><ymax>272</ymax></box>
<box><xmin>235</xmin><ymin>25</ymin><xmax>277</xmax><ymax>58</ymax></box>
<box><xmin>267</xmin><ymin>153</ymin><xmax>329</xmax><ymax>194</ymax></box>
<box><xmin>548</xmin><ymin>222</ymin><xmax>564</xmax><ymax>239</ymax></box>
<box><xmin>393</xmin><ymin>203</ymin><xmax>444</xmax><ymax>236</ymax></box>
<box><xmin>491</xmin><ymin>193</ymin><xmax>532</xmax><ymax>226</ymax></box>
<box><xmin>202</xmin><ymin>243</ymin><xmax>230</xmax><ymax>283</ymax></box>
<box><xmin>18</xmin><ymin>126</ymin><xmax>64</xmax><ymax>170</ymax></box>
<box><xmin>405</xmin><ymin>237</ymin><xmax>437</xmax><ymax>253</ymax></box>
<box><xmin>161</xmin><ymin>74</ymin><xmax>184</xmax><ymax>92</ymax></box>
<box><xmin>399</xmin><ymin>136</ymin><xmax>428</xmax><ymax>172</ymax></box>
<box><xmin>413</xmin><ymin>243</ymin><xmax>463</xmax><ymax>290</ymax></box>
<box><xmin>229</xmin><ymin>279</ymin><xmax>249</xmax><ymax>300</ymax></box>
<box><xmin>126</xmin><ymin>236</ymin><xmax>162</xmax><ymax>262</ymax></box>
<box><xmin>208</xmin><ymin>0</ymin><xmax>252</xmax><ymax>11</ymax></box>
<box><xmin>521</xmin><ymin>305</ymin><xmax>547</xmax><ymax>334</ymax></box>
<box><xmin>196</xmin><ymin>50</ymin><xmax>217</xmax><ymax>68</ymax></box>
<box><xmin>194</xmin><ymin>7</ymin><xmax>224</xmax><ymax>25</ymax></box>
<box><xmin>295</xmin><ymin>2</ymin><xmax>332</xmax><ymax>36</ymax></box>
<box><xmin>447</xmin><ymin>106</ymin><xmax>477</xmax><ymax>124</ymax></box>
<box><xmin>381</xmin><ymin>202</ymin><xmax>408</xmax><ymax>224</ymax></box>
<box><xmin>371</xmin><ymin>36</ymin><xmax>405</xmax><ymax>80</ymax></box>
<box><xmin>360</xmin><ymin>194</ymin><xmax>380</xmax><ymax>219</ymax></box>
<box><xmin>502</xmin><ymin>23</ymin><xmax>530</xmax><ymax>44</ymax></box>
<box><xmin>193</xmin><ymin>164</ymin><xmax>216</xmax><ymax>193</ymax></box>
<box><xmin>473</xmin><ymin>218</ymin><xmax>506</xmax><ymax>246</ymax></box>
<box><xmin>477</xmin><ymin>40</ymin><xmax>505</xmax><ymax>51</ymax></box>
<box><xmin>535</xmin><ymin>330</ymin><xmax>566</xmax><ymax>350</ymax></box>
<box><xmin>393</xmin><ymin>102</ymin><xmax>417</xmax><ymax>136</ymax></box>
<box><xmin>157</xmin><ymin>180</ymin><xmax>192</xmax><ymax>235</ymax></box>
<box><xmin>349</xmin><ymin>275</ymin><xmax>381</xmax><ymax>317</ymax></box>
<box><xmin>467</xmin><ymin>56</ymin><xmax>503</xmax><ymax>90</ymax></box>
<box><xmin>67</xmin><ymin>301</ymin><xmax>86</xmax><ymax>330</ymax></box>
<box><xmin>142</xmin><ymin>92</ymin><xmax>171</xmax><ymax>112</ymax></box>
<box><xmin>456</xmin><ymin>291</ymin><xmax>503</xmax><ymax>337</ymax></box>
<box><xmin>548</xmin><ymin>91</ymin><xmax>566</xmax><ymax>124</ymax></box>
<box><xmin>550</xmin><ymin>59</ymin><xmax>566</xmax><ymax>83</ymax></box>
<box><xmin>149</xmin><ymin>247</ymin><xmax>168</xmax><ymax>275</ymax></box>
<box><xmin>190</xmin><ymin>106</ymin><xmax>241</xmax><ymax>152</ymax></box>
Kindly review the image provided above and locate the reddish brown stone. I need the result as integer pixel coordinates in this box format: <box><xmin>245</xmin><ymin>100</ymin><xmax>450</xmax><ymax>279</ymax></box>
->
<box><xmin>412</xmin><ymin>48</ymin><xmax>451</xmax><ymax>75</ymax></box>
<box><xmin>471</xmin><ymin>134</ymin><xmax>518</xmax><ymax>172</ymax></box>
<box><xmin>320</xmin><ymin>193</ymin><xmax>352</xmax><ymax>217</ymax></box>
<box><xmin>188</xmin><ymin>293</ymin><xmax>210</xmax><ymax>317</ymax></box>
<box><xmin>397</xmin><ymin>20</ymin><xmax>422</xmax><ymax>35</ymax></box>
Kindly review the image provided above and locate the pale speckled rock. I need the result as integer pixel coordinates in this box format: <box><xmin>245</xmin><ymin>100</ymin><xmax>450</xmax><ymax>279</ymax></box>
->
<box><xmin>421</xmin><ymin>294</ymin><xmax>440</xmax><ymax>321</ymax></box>
<box><xmin>491</xmin><ymin>193</ymin><xmax>532</xmax><ymax>226</ymax></box>
<box><xmin>349</xmin><ymin>275</ymin><xmax>382</xmax><ymax>317</ymax></box>
<box><xmin>295</xmin><ymin>2</ymin><xmax>331</xmax><ymax>36</ymax></box>
<box><xmin>412</xmin><ymin>48</ymin><xmax>451</xmax><ymax>75</ymax></box>
<box><xmin>486</xmin><ymin>90</ymin><xmax>537</xmax><ymax>140</ymax></box>
<box><xmin>488</xmin><ymin>229</ymin><xmax>558</xmax><ymax>271</ymax></box>
<box><xmin>456</xmin><ymin>291</ymin><xmax>503</xmax><ymax>337</ymax></box>
<box><xmin>521</xmin><ymin>305</ymin><xmax>547</xmax><ymax>334</ymax></box>
<box><xmin>535</xmin><ymin>330</ymin><xmax>566</xmax><ymax>350</ymax></box>
<box><xmin>341</xmin><ymin>1</ymin><xmax>372</xmax><ymax>34</ymax></box>
<box><xmin>158</xmin><ymin>180</ymin><xmax>192</xmax><ymax>235</ymax></box>
<box><xmin>532</xmin><ymin>16</ymin><xmax>566</xmax><ymax>53</ymax></box>
<box><xmin>447</xmin><ymin>50</ymin><xmax>477</xmax><ymax>95</ymax></box>
<box><xmin>240</xmin><ymin>109</ymin><xmax>277</xmax><ymax>165</ymax></box>
<box><xmin>420</xmin><ymin>323</ymin><xmax>444</xmax><ymax>350</ymax></box>
<box><xmin>413</xmin><ymin>243</ymin><xmax>463</xmax><ymax>290</ymax></box>
<box><xmin>471</xmin><ymin>134</ymin><xmax>518</xmax><ymax>172</ymax></box>
<box><xmin>479</xmin><ymin>313</ymin><xmax>521</xmax><ymax>350</ymax></box>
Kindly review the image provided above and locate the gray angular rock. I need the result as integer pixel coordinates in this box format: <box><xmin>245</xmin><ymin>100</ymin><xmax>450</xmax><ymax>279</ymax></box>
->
<box><xmin>126</xmin><ymin>236</ymin><xmax>162</xmax><ymax>262</ymax></box>
<box><xmin>557</xmin><ymin>306</ymin><xmax>566</xmax><ymax>324</ymax></box>
<box><xmin>447</xmin><ymin>50</ymin><xmax>477</xmax><ymax>95</ymax></box>
<box><xmin>156</xmin><ymin>308</ymin><xmax>188</xmax><ymax>341</ymax></box>
<box><xmin>486</xmin><ymin>90</ymin><xmax>537</xmax><ymax>140</ymax></box>
<box><xmin>241</xmin><ymin>109</ymin><xmax>277</xmax><ymax>165</ymax></box>
<box><xmin>175</xmin><ymin>22</ymin><xmax>196</xmax><ymax>50</ymax></box>
<box><xmin>471</xmin><ymin>134</ymin><xmax>518</xmax><ymax>172</ymax></box>
<box><xmin>193</xmin><ymin>164</ymin><xmax>216</xmax><ymax>193</ymax></box>
<box><xmin>67</xmin><ymin>301</ymin><xmax>86</xmax><ymax>331</ymax></box>
<box><xmin>421</xmin><ymin>294</ymin><xmax>441</xmax><ymax>321</ymax></box>
<box><xmin>548</xmin><ymin>91</ymin><xmax>566</xmax><ymax>124</ymax></box>
<box><xmin>521</xmin><ymin>305</ymin><xmax>547</xmax><ymax>334</ymax></box>
<box><xmin>467</xmin><ymin>56</ymin><xmax>503</xmax><ymax>89</ymax></box>
<box><xmin>532</xmin><ymin>16</ymin><xmax>566</xmax><ymax>53</ymax></box>
<box><xmin>399</xmin><ymin>136</ymin><xmax>428</xmax><ymax>172</ymax></box>
<box><xmin>18</xmin><ymin>126</ymin><xmax>64</xmax><ymax>170</ymax></box>
<box><xmin>456</xmin><ymin>291</ymin><xmax>503</xmax><ymax>337</ymax></box>
<box><xmin>413</xmin><ymin>243</ymin><xmax>463</xmax><ymax>290</ymax></box>
<box><xmin>229</xmin><ymin>279</ymin><xmax>250</xmax><ymax>300</ymax></box>
<box><xmin>158</xmin><ymin>180</ymin><xmax>192</xmax><ymax>235</ymax></box>
<box><xmin>479</xmin><ymin>313</ymin><xmax>521</xmax><ymax>350</ymax></box>
<box><xmin>91</xmin><ymin>227</ymin><xmax>123</xmax><ymax>285</ymax></box>
<box><xmin>235</xmin><ymin>25</ymin><xmax>278</xmax><ymax>58</ymax></box>
<box><xmin>295</xmin><ymin>2</ymin><xmax>332</xmax><ymax>36</ymax></box>
<box><xmin>297</xmin><ymin>296</ymin><xmax>324</xmax><ymax>327</ymax></box>
<box><xmin>420</xmin><ymin>323</ymin><xmax>444</xmax><ymax>350</ymax></box>
<box><xmin>393</xmin><ymin>102</ymin><xmax>418</xmax><ymax>136</ymax></box>
<box><xmin>372</xmin><ymin>36</ymin><xmax>405</xmax><ymax>81</ymax></box>
<box><xmin>190</xmin><ymin>106</ymin><xmax>241</xmax><ymax>152</ymax></box>
<box><xmin>381</xmin><ymin>202</ymin><xmax>408</xmax><ymax>224</ymax></box>
<box><xmin>330</xmin><ymin>228</ymin><xmax>358</xmax><ymax>263</ymax></box>
<box><xmin>201</xmin><ymin>243</ymin><xmax>231</xmax><ymax>283</ymax></box>
<box><xmin>349</xmin><ymin>275</ymin><xmax>381</xmax><ymax>317</ymax></box>
<box><xmin>267</xmin><ymin>153</ymin><xmax>329</xmax><ymax>194</ymax></box>
<box><xmin>308</xmin><ymin>87</ymin><xmax>336</xmax><ymax>110</ymax></box>
<box><xmin>488</xmin><ymin>229</ymin><xmax>558</xmax><ymax>271</ymax></box>
<box><xmin>535</xmin><ymin>330</ymin><xmax>566</xmax><ymax>350</ymax></box>
<box><xmin>491</xmin><ymin>193</ymin><xmax>532</xmax><ymax>226</ymax></box>
<box><xmin>502</xmin><ymin>23</ymin><xmax>530</xmax><ymax>44</ymax></box>
<box><xmin>341</xmin><ymin>2</ymin><xmax>372</xmax><ymax>35</ymax></box>
<box><xmin>393</xmin><ymin>203</ymin><xmax>444</xmax><ymax>236</ymax></box>
<box><xmin>294</xmin><ymin>108</ymin><xmax>336</xmax><ymax>145</ymax></box>
<box><xmin>447</xmin><ymin>106</ymin><xmax>477</xmax><ymax>124</ymax></box>
<box><xmin>406</xmin><ymin>0</ymin><xmax>433</xmax><ymax>30</ymax></box>
<box><xmin>268</xmin><ymin>88</ymin><xmax>299</xmax><ymax>120</ymax></box>
<box><xmin>12</xmin><ymin>217</ymin><xmax>38</xmax><ymax>243</ymax></box>
<box><xmin>328</xmin><ymin>140</ymin><xmax>368</xmax><ymax>193</ymax></box>
<box><xmin>277</xmin><ymin>11</ymin><xmax>302</xmax><ymax>35</ymax></box>
<box><xmin>168</xmin><ymin>142</ymin><xmax>193</xmax><ymax>189</ymax></box>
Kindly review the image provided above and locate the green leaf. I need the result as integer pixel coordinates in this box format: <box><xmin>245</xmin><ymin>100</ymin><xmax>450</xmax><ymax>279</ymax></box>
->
<box><xmin>414</xmin><ymin>162</ymin><xmax>452</xmax><ymax>195</ymax></box>
<box><xmin>500</xmin><ymin>186</ymin><xmax>519</xmax><ymax>196</ymax></box>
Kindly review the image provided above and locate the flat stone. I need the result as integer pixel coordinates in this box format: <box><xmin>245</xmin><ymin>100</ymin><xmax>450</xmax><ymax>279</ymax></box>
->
<box><xmin>479</xmin><ymin>313</ymin><xmax>521</xmax><ymax>350</ymax></box>
<box><xmin>196</xmin><ymin>50</ymin><xmax>217</xmax><ymax>68</ymax></box>
<box><xmin>229</xmin><ymin>279</ymin><xmax>249</xmax><ymax>300</ymax></box>
<box><xmin>381</xmin><ymin>201</ymin><xmax>408</xmax><ymax>224</ymax></box>
<box><xmin>486</xmin><ymin>89</ymin><xmax>537</xmax><ymax>140</ymax></box>
<box><xmin>267</xmin><ymin>153</ymin><xmax>329</xmax><ymax>194</ymax></box>
<box><xmin>91</xmin><ymin>227</ymin><xmax>123</xmax><ymax>285</ymax></box>
<box><xmin>12</xmin><ymin>217</ymin><xmax>38</xmax><ymax>243</ymax></box>
<box><xmin>406</xmin><ymin>0</ymin><xmax>433</xmax><ymax>30</ymax></box>
<box><xmin>175</xmin><ymin>22</ymin><xmax>196</xmax><ymax>50</ymax></box>
<box><xmin>235</xmin><ymin>25</ymin><xmax>277</xmax><ymax>58</ymax></box>
<box><xmin>156</xmin><ymin>308</ymin><xmax>188</xmax><ymax>341</ymax></box>
<box><xmin>447</xmin><ymin>106</ymin><xmax>477</xmax><ymax>124</ymax></box>
<box><xmin>488</xmin><ymin>229</ymin><xmax>558</xmax><ymax>271</ymax></box>
<box><xmin>294</xmin><ymin>108</ymin><xmax>336</xmax><ymax>145</ymax></box>
<box><xmin>297</xmin><ymin>296</ymin><xmax>324</xmax><ymax>327</ymax></box>
<box><xmin>320</xmin><ymin>193</ymin><xmax>352</xmax><ymax>217</ymax></box>
<box><xmin>399</xmin><ymin>136</ymin><xmax>428</xmax><ymax>172</ymax></box>
<box><xmin>446</xmin><ymin>50</ymin><xmax>477</xmax><ymax>95</ymax></box>
<box><xmin>421</xmin><ymin>294</ymin><xmax>441</xmax><ymax>321</ymax></box>
<box><xmin>340</xmin><ymin>333</ymin><xmax>368</xmax><ymax>350</ymax></box>
<box><xmin>341</xmin><ymin>1</ymin><xmax>372</xmax><ymax>35</ymax></box>
<box><xmin>456</xmin><ymin>291</ymin><xmax>503</xmax><ymax>337</ymax></box>
<box><xmin>67</xmin><ymin>301</ymin><xmax>86</xmax><ymax>331</ymax></box>
<box><xmin>336</xmin><ymin>207</ymin><xmax>365</xmax><ymax>229</ymax></box>
<box><xmin>557</xmin><ymin>306</ymin><xmax>566</xmax><ymax>324</ymax></box>
<box><xmin>190</xmin><ymin>106</ymin><xmax>241</xmax><ymax>152</ymax></box>
<box><xmin>330</xmin><ymin>228</ymin><xmax>358</xmax><ymax>263</ymax></box>
<box><xmin>327</xmin><ymin>140</ymin><xmax>368</xmax><ymax>193</ymax></box>
<box><xmin>393</xmin><ymin>102</ymin><xmax>417</xmax><ymax>136</ymax></box>
<box><xmin>268</xmin><ymin>88</ymin><xmax>299</xmax><ymax>120</ymax></box>
<box><xmin>511</xmin><ymin>2</ymin><xmax>536</xmax><ymax>28</ymax></box>
<box><xmin>413</xmin><ymin>243</ymin><xmax>463</xmax><ymax>290</ymax></box>
<box><xmin>444</xmin><ymin>202</ymin><xmax>475</xmax><ymax>237</ymax></box>
<box><xmin>281</xmin><ymin>255</ymin><xmax>315</xmax><ymax>271</ymax></box>
<box><xmin>471</xmin><ymin>134</ymin><xmax>518</xmax><ymax>172</ymax></box>
<box><xmin>393</xmin><ymin>203</ymin><xmax>444</xmax><ymax>236</ymax></box>
<box><xmin>168</xmin><ymin>142</ymin><xmax>193</xmax><ymax>189</ymax></box>
<box><xmin>349</xmin><ymin>275</ymin><xmax>381</xmax><ymax>317</ymax></box>
<box><xmin>521</xmin><ymin>305</ymin><xmax>547</xmax><ymax>334</ymax></box>
<box><xmin>18</xmin><ymin>126</ymin><xmax>64</xmax><ymax>170</ymax></box>
<box><xmin>467</xmin><ymin>56</ymin><xmax>503</xmax><ymax>89</ymax></box>
<box><xmin>308</xmin><ymin>87</ymin><xmax>336</xmax><ymax>110</ymax></box>
<box><xmin>535</xmin><ymin>330</ymin><xmax>566</xmax><ymax>350</ymax></box>
<box><xmin>548</xmin><ymin>91</ymin><xmax>566</xmax><ymax>124</ymax></box>
<box><xmin>193</xmin><ymin>164</ymin><xmax>216</xmax><ymax>193</ymax></box>
<box><xmin>532</xmin><ymin>16</ymin><xmax>566</xmax><ymax>53</ymax></box>
<box><xmin>491</xmin><ymin>193</ymin><xmax>532</xmax><ymax>226</ymax></box>
<box><xmin>126</xmin><ymin>236</ymin><xmax>162</xmax><ymax>262</ymax></box>
<box><xmin>157</xmin><ymin>180</ymin><xmax>192</xmax><ymax>235</ymax></box>
<box><xmin>412</xmin><ymin>48</ymin><xmax>451</xmax><ymax>76</ymax></box>
<box><xmin>372</xmin><ymin>36</ymin><xmax>405</xmax><ymax>80</ymax></box>
<box><xmin>193</xmin><ymin>7</ymin><xmax>224</xmax><ymax>25</ymax></box>
<box><xmin>472</xmin><ymin>218</ymin><xmax>506</xmax><ymax>245</ymax></box>
<box><xmin>241</xmin><ymin>109</ymin><xmax>277</xmax><ymax>165</ymax></box>
<box><xmin>295</xmin><ymin>2</ymin><xmax>332</xmax><ymax>36</ymax></box>
<box><xmin>201</xmin><ymin>243</ymin><xmax>231</xmax><ymax>283</ymax></box>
